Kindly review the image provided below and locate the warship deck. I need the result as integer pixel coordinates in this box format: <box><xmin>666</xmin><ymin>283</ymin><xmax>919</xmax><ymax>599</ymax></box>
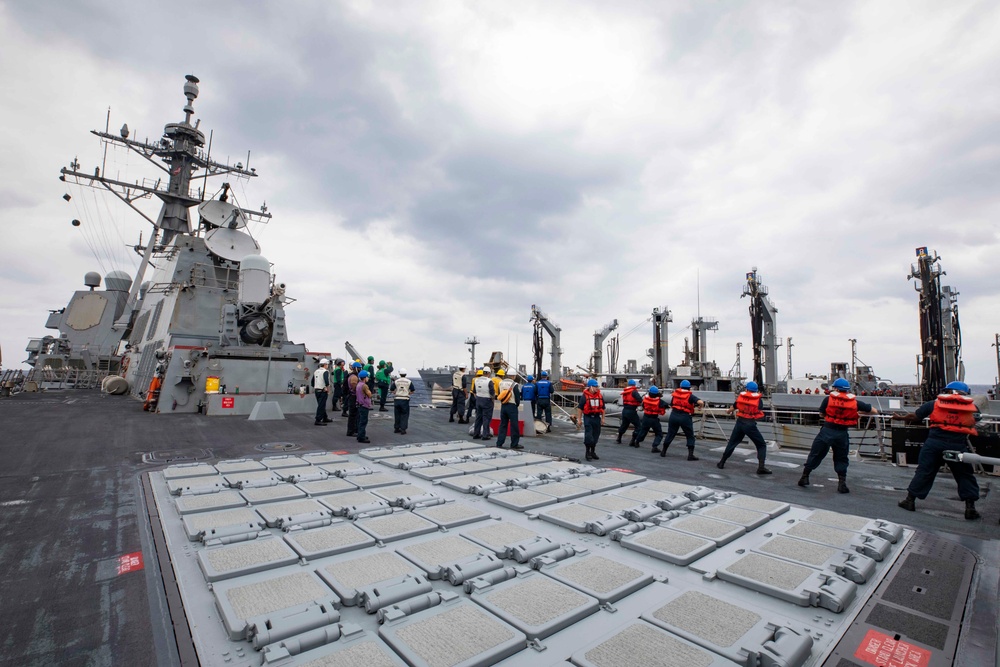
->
<box><xmin>1</xmin><ymin>389</ymin><xmax>998</xmax><ymax>666</ymax></box>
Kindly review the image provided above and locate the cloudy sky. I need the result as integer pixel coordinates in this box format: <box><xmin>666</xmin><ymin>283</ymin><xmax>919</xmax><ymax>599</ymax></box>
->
<box><xmin>1</xmin><ymin>1</ymin><xmax>998</xmax><ymax>385</ymax></box>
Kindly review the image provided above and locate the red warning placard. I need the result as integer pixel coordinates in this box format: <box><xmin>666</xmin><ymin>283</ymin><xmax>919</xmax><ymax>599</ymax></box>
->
<box><xmin>117</xmin><ymin>551</ymin><xmax>144</xmax><ymax>575</ymax></box>
<box><xmin>854</xmin><ymin>629</ymin><xmax>931</xmax><ymax>667</ymax></box>
<box><xmin>221</xmin><ymin>396</ymin><xmax>235</xmax><ymax>409</ymax></box>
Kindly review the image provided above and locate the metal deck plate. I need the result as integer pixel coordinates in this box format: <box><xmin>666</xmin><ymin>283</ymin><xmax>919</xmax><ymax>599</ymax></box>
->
<box><xmin>408</xmin><ymin>465</ymin><xmax>468</xmax><ymax>481</ymax></box>
<box><xmin>469</xmin><ymin>571</ymin><xmax>599</xmax><ymax>640</ymax></box>
<box><xmin>212</xmin><ymin>570</ymin><xmax>339</xmax><ymax>640</ymax></box>
<box><xmin>261</xmin><ymin>455</ymin><xmax>311</xmax><ymax>469</ymax></box>
<box><xmin>370</xmin><ymin>483</ymin><xmax>425</xmax><ymax>503</ymax></box>
<box><xmin>463</xmin><ymin>521</ymin><xmax>541</xmax><ymax>557</ymax></box>
<box><xmin>379</xmin><ymin>598</ymin><xmax>527</xmax><ymax>667</ymax></box>
<box><xmin>167</xmin><ymin>475</ymin><xmax>226</xmax><ymax>495</ymax></box>
<box><xmin>240</xmin><ymin>484</ymin><xmax>308</xmax><ymax>505</ymax></box>
<box><xmin>717</xmin><ymin>552</ymin><xmax>858</xmax><ymax>611</ymax></box>
<box><xmin>487</xmin><ymin>488</ymin><xmax>560</xmax><ymax>512</ymax></box>
<box><xmin>662</xmin><ymin>515</ymin><xmax>746</xmax><ymax>546</ymax></box>
<box><xmin>223</xmin><ymin>469</ymin><xmax>281</xmax><ymax>487</ymax></box>
<box><xmin>640</xmin><ymin>479</ymin><xmax>695</xmax><ymax>495</ymax></box>
<box><xmin>276</xmin><ymin>465</ymin><xmax>326</xmax><ymax>482</ymax></box>
<box><xmin>354</xmin><ymin>512</ymin><xmax>439</xmax><ymax>543</ymax></box>
<box><xmin>537</xmin><ymin>503</ymin><xmax>613</xmax><ymax>532</ymax></box>
<box><xmin>197</xmin><ymin>535</ymin><xmax>299</xmax><ymax>582</ymax></box>
<box><xmin>283</xmin><ymin>521</ymin><xmax>376</xmax><ymax>559</ymax></box>
<box><xmin>318</xmin><ymin>551</ymin><xmax>423</xmax><ymax>605</ymax></box>
<box><xmin>640</xmin><ymin>589</ymin><xmax>814</xmax><ymax>667</ymax></box>
<box><xmin>266</xmin><ymin>633</ymin><xmax>409</xmax><ymax>667</ymax></box>
<box><xmin>163</xmin><ymin>462</ymin><xmax>219</xmax><ymax>479</ymax></box>
<box><xmin>722</xmin><ymin>494</ymin><xmax>790</xmax><ymax>517</ymax></box>
<box><xmin>214</xmin><ymin>458</ymin><xmax>267</xmax><ymax>474</ymax></box>
<box><xmin>449</xmin><ymin>461</ymin><xmax>497</xmax><ymax>474</ymax></box>
<box><xmin>181</xmin><ymin>507</ymin><xmax>264</xmax><ymax>541</ymax></box>
<box><xmin>804</xmin><ymin>510</ymin><xmax>904</xmax><ymax>543</ymax></box>
<box><xmin>542</xmin><ymin>554</ymin><xmax>655</xmax><ymax>604</ymax></box>
<box><xmin>397</xmin><ymin>535</ymin><xmax>487</xmax><ymax>579</ymax></box>
<box><xmin>319</xmin><ymin>462</ymin><xmax>373</xmax><ymax>475</ymax></box>
<box><xmin>318</xmin><ymin>491</ymin><xmax>387</xmax><ymax>515</ymax></box>
<box><xmin>413</xmin><ymin>502</ymin><xmax>491</xmax><ymax>529</ymax></box>
<box><xmin>560</xmin><ymin>476</ymin><xmax>622</xmax><ymax>493</ymax></box>
<box><xmin>379</xmin><ymin>454</ymin><xmax>437</xmax><ymax>469</ymax></box>
<box><xmin>614</xmin><ymin>486</ymin><xmax>673</xmax><ymax>504</ymax></box>
<box><xmin>693</xmin><ymin>504</ymin><xmax>771</xmax><ymax>530</ymax></box>
<box><xmin>570</xmin><ymin>620</ymin><xmax>738</xmax><ymax>667</ymax></box>
<box><xmin>620</xmin><ymin>526</ymin><xmax>717</xmax><ymax>566</ymax></box>
<box><xmin>296</xmin><ymin>477</ymin><xmax>359</xmax><ymax>497</ymax></box>
<box><xmin>255</xmin><ymin>499</ymin><xmax>331</xmax><ymax>528</ymax></box>
<box><xmin>781</xmin><ymin>521</ymin><xmax>892</xmax><ymax>561</ymax></box>
<box><xmin>593</xmin><ymin>470</ymin><xmax>646</xmax><ymax>485</ymax></box>
<box><xmin>347</xmin><ymin>472</ymin><xmax>404</xmax><ymax>489</ymax></box>
<box><xmin>526</xmin><ymin>481</ymin><xmax>590</xmax><ymax>502</ymax></box>
<box><xmin>579</xmin><ymin>493</ymin><xmax>642</xmax><ymax>514</ymax></box>
<box><xmin>300</xmin><ymin>452</ymin><xmax>351</xmax><ymax>465</ymax></box>
<box><xmin>174</xmin><ymin>490</ymin><xmax>246</xmax><ymax>515</ymax></box>
<box><xmin>756</xmin><ymin>535</ymin><xmax>876</xmax><ymax>584</ymax></box>
<box><xmin>439</xmin><ymin>474</ymin><xmax>497</xmax><ymax>493</ymax></box>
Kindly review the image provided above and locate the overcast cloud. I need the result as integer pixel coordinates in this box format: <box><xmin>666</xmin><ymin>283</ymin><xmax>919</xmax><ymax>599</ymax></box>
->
<box><xmin>1</xmin><ymin>0</ymin><xmax>998</xmax><ymax>385</ymax></box>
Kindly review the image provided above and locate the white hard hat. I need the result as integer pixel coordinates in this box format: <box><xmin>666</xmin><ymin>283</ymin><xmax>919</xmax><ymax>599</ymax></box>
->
<box><xmin>319</xmin><ymin>358</ymin><xmax>330</xmax><ymax>365</ymax></box>
<box><xmin>399</xmin><ymin>368</ymin><xmax>408</xmax><ymax>375</ymax></box>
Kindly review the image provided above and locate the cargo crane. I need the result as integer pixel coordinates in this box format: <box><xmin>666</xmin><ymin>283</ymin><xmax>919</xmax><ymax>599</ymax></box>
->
<box><xmin>530</xmin><ymin>305</ymin><xmax>562</xmax><ymax>384</ymax></box>
<box><xmin>741</xmin><ymin>268</ymin><xmax>779</xmax><ymax>389</ymax></box>
<box><xmin>908</xmin><ymin>247</ymin><xmax>963</xmax><ymax>401</ymax></box>
<box><xmin>651</xmin><ymin>306</ymin><xmax>672</xmax><ymax>387</ymax></box>
<box><xmin>591</xmin><ymin>319</ymin><xmax>618</xmax><ymax>376</ymax></box>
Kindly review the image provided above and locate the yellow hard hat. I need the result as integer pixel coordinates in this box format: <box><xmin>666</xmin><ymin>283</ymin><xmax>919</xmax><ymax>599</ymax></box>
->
<box><xmin>476</xmin><ymin>369</ymin><xmax>484</xmax><ymax>376</ymax></box>
<box><xmin>497</xmin><ymin>369</ymin><xmax>506</xmax><ymax>377</ymax></box>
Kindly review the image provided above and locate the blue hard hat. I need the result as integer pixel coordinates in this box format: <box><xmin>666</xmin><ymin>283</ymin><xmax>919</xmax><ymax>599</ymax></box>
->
<box><xmin>679</xmin><ymin>380</ymin><xmax>691</xmax><ymax>389</ymax></box>
<box><xmin>745</xmin><ymin>381</ymin><xmax>759</xmax><ymax>392</ymax></box>
<box><xmin>586</xmin><ymin>379</ymin><xmax>599</xmax><ymax>387</ymax></box>
<box><xmin>945</xmin><ymin>381</ymin><xmax>970</xmax><ymax>394</ymax></box>
<box><xmin>832</xmin><ymin>378</ymin><xmax>850</xmax><ymax>390</ymax></box>
<box><xmin>359</xmin><ymin>370</ymin><xmax>369</xmax><ymax>378</ymax></box>
<box><xmin>527</xmin><ymin>375</ymin><xmax>534</xmax><ymax>381</ymax></box>
<box><xmin>627</xmin><ymin>379</ymin><xmax>637</xmax><ymax>386</ymax></box>
<box><xmin>648</xmin><ymin>385</ymin><xmax>660</xmax><ymax>394</ymax></box>
<box><xmin>352</xmin><ymin>361</ymin><xmax>362</xmax><ymax>368</ymax></box>
<box><xmin>541</xmin><ymin>371</ymin><xmax>549</xmax><ymax>377</ymax></box>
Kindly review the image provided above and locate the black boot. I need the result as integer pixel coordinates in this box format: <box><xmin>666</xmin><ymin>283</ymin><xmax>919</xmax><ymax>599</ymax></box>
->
<box><xmin>837</xmin><ymin>475</ymin><xmax>850</xmax><ymax>494</ymax></box>
<box><xmin>756</xmin><ymin>465</ymin><xmax>772</xmax><ymax>475</ymax></box>
<box><xmin>716</xmin><ymin>458</ymin><xmax>727</xmax><ymax>469</ymax></box>
<box><xmin>629</xmin><ymin>439</ymin><xmax>639</xmax><ymax>448</ymax></box>
<box><xmin>898</xmin><ymin>494</ymin><xmax>916</xmax><ymax>511</ymax></box>
<box><xmin>797</xmin><ymin>471</ymin><xmax>810</xmax><ymax>487</ymax></box>
<box><xmin>659</xmin><ymin>445</ymin><xmax>668</xmax><ymax>458</ymax></box>
<box><xmin>965</xmin><ymin>500</ymin><xmax>981</xmax><ymax>520</ymax></box>
<box><xmin>584</xmin><ymin>446</ymin><xmax>594</xmax><ymax>461</ymax></box>
<box><xmin>590</xmin><ymin>446</ymin><xmax>600</xmax><ymax>461</ymax></box>
<box><xmin>651</xmin><ymin>446</ymin><xmax>660</xmax><ymax>454</ymax></box>
<box><xmin>615</xmin><ymin>435</ymin><xmax>622</xmax><ymax>444</ymax></box>
<box><xmin>687</xmin><ymin>449</ymin><xmax>699</xmax><ymax>461</ymax></box>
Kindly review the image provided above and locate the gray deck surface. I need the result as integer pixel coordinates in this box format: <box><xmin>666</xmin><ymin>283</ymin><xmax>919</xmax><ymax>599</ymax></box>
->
<box><xmin>1</xmin><ymin>389</ymin><xmax>998</xmax><ymax>666</ymax></box>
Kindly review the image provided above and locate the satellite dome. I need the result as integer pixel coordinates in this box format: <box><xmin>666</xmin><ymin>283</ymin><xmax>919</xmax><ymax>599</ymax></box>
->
<box><xmin>84</xmin><ymin>272</ymin><xmax>101</xmax><ymax>289</ymax></box>
<box><xmin>104</xmin><ymin>270</ymin><xmax>131</xmax><ymax>292</ymax></box>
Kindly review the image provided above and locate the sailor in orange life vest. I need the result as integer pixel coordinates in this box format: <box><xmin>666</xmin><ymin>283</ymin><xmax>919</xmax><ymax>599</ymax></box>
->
<box><xmin>896</xmin><ymin>381</ymin><xmax>981</xmax><ymax>520</ymax></box>
<box><xmin>717</xmin><ymin>381</ymin><xmax>771</xmax><ymax>474</ymax></box>
<box><xmin>616</xmin><ymin>379</ymin><xmax>643</xmax><ymax>446</ymax></box>
<box><xmin>632</xmin><ymin>385</ymin><xmax>669</xmax><ymax>453</ymax></box>
<box><xmin>661</xmin><ymin>380</ymin><xmax>706</xmax><ymax>460</ymax></box>
<box><xmin>798</xmin><ymin>377</ymin><xmax>877</xmax><ymax>493</ymax></box>
<box><xmin>575</xmin><ymin>379</ymin><xmax>606</xmax><ymax>461</ymax></box>
<box><xmin>494</xmin><ymin>369</ymin><xmax>523</xmax><ymax>450</ymax></box>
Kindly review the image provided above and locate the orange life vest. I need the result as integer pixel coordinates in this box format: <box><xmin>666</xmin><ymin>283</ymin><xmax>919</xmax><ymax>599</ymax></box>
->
<box><xmin>735</xmin><ymin>391</ymin><xmax>764</xmax><ymax>420</ymax></box>
<box><xmin>621</xmin><ymin>387</ymin><xmax>641</xmax><ymax>407</ymax></box>
<box><xmin>582</xmin><ymin>389</ymin><xmax>605</xmax><ymax>415</ymax></box>
<box><xmin>143</xmin><ymin>376</ymin><xmax>162</xmax><ymax>412</ymax></box>
<box><xmin>643</xmin><ymin>394</ymin><xmax>666</xmax><ymax>416</ymax></box>
<box><xmin>824</xmin><ymin>391</ymin><xmax>858</xmax><ymax>426</ymax></box>
<box><xmin>928</xmin><ymin>394</ymin><xmax>977</xmax><ymax>435</ymax></box>
<box><xmin>670</xmin><ymin>388</ymin><xmax>695</xmax><ymax>414</ymax></box>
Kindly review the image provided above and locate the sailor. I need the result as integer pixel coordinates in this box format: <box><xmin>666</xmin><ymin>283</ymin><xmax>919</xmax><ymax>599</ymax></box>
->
<box><xmin>798</xmin><ymin>377</ymin><xmax>877</xmax><ymax>493</ymax></box>
<box><xmin>356</xmin><ymin>370</ymin><xmax>373</xmax><ymax>443</ymax></box>
<box><xmin>659</xmin><ymin>380</ymin><xmax>706</xmax><ymax>460</ymax></box>
<box><xmin>449</xmin><ymin>365</ymin><xmax>468</xmax><ymax>423</ymax></box>
<box><xmin>345</xmin><ymin>361</ymin><xmax>362</xmax><ymax>437</ymax></box>
<box><xmin>390</xmin><ymin>369</ymin><xmax>414</xmax><ymax>435</ymax></box>
<box><xmin>521</xmin><ymin>375</ymin><xmax>537</xmax><ymax>421</ymax></box>
<box><xmin>472</xmin><ymin>367</ymin><xmax>495</xmax><ymax>440</ymax></box>
<box><xmin>464</xmin><ymin>369</ymin><xmax>480</xmax><ymax>423</ymax></box>
<box><xmin>312</xmin><ymin>359</ymin><xmax>332</xmax><ymax>426</ymax></box>
<box><xmin>633</xmin><ymin>385</ymin><xmax>668</xmax><ymax>452</ymax></box>
<box><xmin>332</xmin><ymin>359</ymin><xmax>347</xmax><ymax>413</ymax></box>
<box><xmin>717</xmin><ymin>381</ymin><xmax>770</xmax><ymax>473</ymax></box>
<box><xmin>535</xmin><ymin>371</ymin><xmax>554</xmax><ymax>432</ymax></box>
<box><xmin>375</xmin><ymin>361</ymin><xmax>391</xmax><ymax>411</ymax></box>
<box><xmin>897</xmin><ymin>381</ymin><xmax>981</xmax><ymax>519</ymax></box>
<box><xmin>494</xmin><ymin>369</ymin><xmax>523</xmax><ymax>449</ymax></box>
<box><xmin>576</xmin><ymin>379</ymin><xmax>606</xmax><ymax>460</ymax></box>
<box><xmin>616</xmin><ymin>379</ymin><xmax>642</xmax><ymax>446</ymax></box>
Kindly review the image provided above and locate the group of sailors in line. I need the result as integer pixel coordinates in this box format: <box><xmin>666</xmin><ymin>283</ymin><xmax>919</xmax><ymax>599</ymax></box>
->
<box><xmin>312</xmin><ymin>356</ymin><xmax>415</xmax><ymax>443</ymax></box>
<box><xmin>447</xmin><ymin>366</ymin><xmax>989</xmax><ymax>522</ymax></box>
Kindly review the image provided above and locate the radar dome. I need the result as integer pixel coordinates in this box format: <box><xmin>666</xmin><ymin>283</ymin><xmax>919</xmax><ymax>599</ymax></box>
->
<box><xmin>239</xmin><ymin>254</ymin><xmax>271</xmax><ymax>306</ymax></box>
<box><xmin>84</xmin><ymin>272</ymin><xmax>101</xmax><ymax>289</ymax></box>
<box><xmin>105</xmin><ymin>270</ymin><xmax>131</xmax><ymax>292</ymax></box>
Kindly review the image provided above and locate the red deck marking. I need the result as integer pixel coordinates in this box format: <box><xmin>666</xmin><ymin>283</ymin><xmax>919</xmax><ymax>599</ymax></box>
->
<box><xmin>221</xmin><ymin>397</ymin><xmax>235</xmax><ymax>409</ymax></box>
<box><xmin>332</xmin><ymin>451</ymin><xmax>349</xmax><ymax>455</ymax></box>
<box><xmin>117</xmin><ymin>551</ymin><xmax>144</xmax><ymax>575</ymax></box>
<box><xmin>854</xmin><ymin>629</ymin><xmax>931</xmax><ymax>667</ymax></box>
<box><xmin>608</xmin><ymin>467</ymin><xmax>635</xmax><ymax>473</ymax></box>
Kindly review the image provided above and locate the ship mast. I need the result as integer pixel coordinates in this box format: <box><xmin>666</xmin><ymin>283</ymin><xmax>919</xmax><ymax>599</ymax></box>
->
<box><xmin>59</xmin><ymin>75</ymin><xmax>271</xmax><ymax>336</ymax></box>
<box><xmin>741</xmin><ymin>268</ymin><xmax>778</xmax><ymax>389</ymax></box>
<box><xmin>908</xmin><ymin>247</ymin><xmax>963</xmax><ymax>401</ymax></box>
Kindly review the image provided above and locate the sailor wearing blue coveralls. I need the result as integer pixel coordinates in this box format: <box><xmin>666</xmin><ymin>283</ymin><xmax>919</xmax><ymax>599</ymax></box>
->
<box><xmin>521</xmin><ymin>376</ymin><xmax>537</xmax><ymax>422</ymax></box>
<box><xmin>897</xmin><ymin>381</ymin><xmax>981</xmax><ymax>520</ymax></box>
<box><xmin>798</xmin><ymin>378</ymin><xmax>877</xmax><ymax>493</ymax></box>
<box><xmin>576</xmin><ymin>379</ymin><xmax>606</xmax><ymax>461</ymax></box>
<box><xmin>633</xmin><ymin>386</ymin><xmax>668</xmax><ymax>452</ymax></box>
<box><xmin>494</xmin><ymin>370</ymin><xmax>523</xmax><ymax>449</ymax></box>
<box><xmin>616</xmin><ymin>379</ymin><xmax>642</xmax><ymax>446</ymax></box>
<box><xmin>717</xmin><ymin>381</ymin><xmax>771</xmax><ymax>474</ymax></box>
<box><xmin>535</xmin><ymin>371</ymin><xmax>553</xmax><ymax>431</ymax></box>
<box><xmin>661</xmin><ymin>380</ymin><xmax>706</xmax><ymax>460</ymax></box>
<box><xmin>472</xmin><ymin>367</ymin><xmax>496</xmax><ymax>440</ymax></box>
<box><xmin>390</xmin><ymin>369</ymin><xmax>414</xmax><ymax>435</ymax></box>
